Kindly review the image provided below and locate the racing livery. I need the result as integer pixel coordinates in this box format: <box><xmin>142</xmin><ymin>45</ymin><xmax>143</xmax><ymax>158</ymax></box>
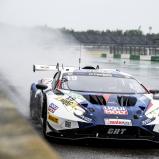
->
<box><xmin>30</xmin><ymin>64</ymin><xmax>159</xmax><ymax>142</ymax></box>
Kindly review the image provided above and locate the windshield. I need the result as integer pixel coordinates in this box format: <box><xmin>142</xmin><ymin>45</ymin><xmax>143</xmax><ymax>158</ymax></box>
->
<box><xmin>61</xmin><ymin>74</ymin><xmax>147</xmax><ymax>94</ymax></box>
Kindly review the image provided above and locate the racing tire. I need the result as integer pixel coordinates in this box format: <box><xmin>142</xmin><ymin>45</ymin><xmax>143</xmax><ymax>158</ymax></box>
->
<box><xmin>30</xmin><ymin>91</ymin><xmax>39</xmax><ymax>122</ymax></box>
<box><xmin>42</xmin><ymin>101</ymin><xmax>50</xmax><ymax>140</ymax></box>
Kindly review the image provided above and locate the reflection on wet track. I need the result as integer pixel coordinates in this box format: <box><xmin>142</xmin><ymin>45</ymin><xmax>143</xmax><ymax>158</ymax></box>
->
<box><xmin>32</xmin><ymin>120</ymin><xmax>159</xmax><ymax>159</ymax></box>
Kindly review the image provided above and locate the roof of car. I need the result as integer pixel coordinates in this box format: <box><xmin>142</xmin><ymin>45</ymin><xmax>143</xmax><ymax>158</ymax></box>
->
<box><xmin>61</xmin><ymin>67</ymin><xmax>133</xmax><ymax>79</ymax></box>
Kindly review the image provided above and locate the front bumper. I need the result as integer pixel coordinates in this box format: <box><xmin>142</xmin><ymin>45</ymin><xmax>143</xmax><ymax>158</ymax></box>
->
<box><xmin>46</xmin><ymin>124</ymin><xmax>159</xmax><ymax>142</ymax></box>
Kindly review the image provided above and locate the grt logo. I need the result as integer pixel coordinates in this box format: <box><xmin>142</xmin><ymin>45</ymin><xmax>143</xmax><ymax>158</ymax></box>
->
<box><xmin>107</xmin><ymin>128</ymin><xmax>127</xmax><ymax>135</ymax></box>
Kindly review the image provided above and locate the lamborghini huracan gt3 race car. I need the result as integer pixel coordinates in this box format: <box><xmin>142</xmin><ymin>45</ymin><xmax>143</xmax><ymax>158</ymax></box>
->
<box><xmin>30</xmin><ymin>64</ymin><xmax>159</xmax><ymax>142</ymax></box>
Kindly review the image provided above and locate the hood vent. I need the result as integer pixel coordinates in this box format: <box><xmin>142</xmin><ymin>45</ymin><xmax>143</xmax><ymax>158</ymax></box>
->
<box><xmin>117</xmin><ymin>96</ymin><xmax>137</xmax><ymax>106</ymax></box>
<box><xmin>83</xmin><ymin>95</ymin><xmax>106</xmax><ymax>105</ymax></box>
<box><xmin>83</xmin><ymin>94</ymin><xmax>138</xmax><ymax>107</ymax></box>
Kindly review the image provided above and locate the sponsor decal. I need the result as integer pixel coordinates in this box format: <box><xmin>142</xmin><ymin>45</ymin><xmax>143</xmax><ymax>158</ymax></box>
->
<box><xmin>68</xmin><ymin>92</ymin><xmax>86</xmax><ymax>101</ymax></box>
<box><xmin>80</xmin><ymin>115</ymin><xmax>92</xmax><ymax>122</ymax></box>
<box><xmin>142</xmin><ymin>118</ymin><xmax>155</xmax><ymax>125</ymax></box>
<box><xmin>103</xmin><ymin>106</ymin><xmax>128</xmax><ymax>115</ymax></box>
<box><xmin>65</xmin><ymin>121</ymin><xmax>71</xmax><ymax>128</ymax></box>
<box><xmin>48</xmin><ymin>114</ymin><xmax>59</xmax><ymax>124</ymax></box>
<box><xmin>105</xmin><ymin>119</ymin><xmax>132</xmax><ymax>126</ymax></box>
<box><xmin>56</xmin><ymin>97</ymin><xmax>79</xmax><ymax>108</ymax></box>
<box><xmin>40</xmin><ymin>66</ymin><xmax>49</xmax><ymax>70</ymax></box>
<box><xmin>48</xmin><ymin>103</ymin><xmax>59</xmax><ymax>113</ymax></box>
<box><xmin>89</xmin><ymin>72</ymin><xmax>112</xmax><ymax>77</ymax></box>
<box><xmin>107</xmin><ymin>128</ymin><xmax>127</xmax><ymax>135</ymax></box>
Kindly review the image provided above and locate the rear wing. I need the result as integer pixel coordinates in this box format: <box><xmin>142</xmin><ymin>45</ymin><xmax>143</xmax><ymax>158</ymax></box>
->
<box><xmin>33</xmin><ymin>65</ymin><xmax>57</xmax><ymax>72</ymax></box>
<box><xmin>33</xmin><ymin>63</ymin><xmax>77</xmax><ymax>72</ymax></box>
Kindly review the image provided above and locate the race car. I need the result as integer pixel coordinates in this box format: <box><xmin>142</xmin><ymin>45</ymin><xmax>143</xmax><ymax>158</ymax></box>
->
<box><xmin>30</xmin><ymin>64</ymin><xmax>159</xmax><ymax>142</ymax></box>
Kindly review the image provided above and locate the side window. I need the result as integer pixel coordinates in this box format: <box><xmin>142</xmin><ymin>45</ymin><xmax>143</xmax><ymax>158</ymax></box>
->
<box><xmin>52</xmin><ymin>72</ymin><xmax>60</xmax><ymax>90</ymax></box>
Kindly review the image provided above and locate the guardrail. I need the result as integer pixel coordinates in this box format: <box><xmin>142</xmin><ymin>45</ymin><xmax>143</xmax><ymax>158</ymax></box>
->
<box><xmin>100</xmin><ymin>53</ymin><xmax>159</xmax><ymax>61</ymax></box>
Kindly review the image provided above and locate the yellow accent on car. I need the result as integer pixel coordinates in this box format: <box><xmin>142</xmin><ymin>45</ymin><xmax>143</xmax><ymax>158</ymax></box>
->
<box><xmin>48</xmin><ymin>114</ymin><xmax>59</xmax><ymax>124</ymax></box>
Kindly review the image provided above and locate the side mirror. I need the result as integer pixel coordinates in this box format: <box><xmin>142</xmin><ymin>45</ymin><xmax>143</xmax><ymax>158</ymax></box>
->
<box><xmin>149</xmin><ymin>90</ymin><xmax>159</xmax><ymax>94</ymax></box>
<box><xmin>36</xmin><ymin>84</ymin><xmax>48</xmax><ymax>90</ymax></box>
<box><xmin>149</xmin><ymin>89</ymin><xmax>159</xmax><ymax>100</ymax></box>
<box><xmin>153</xmin><ymin>94</ymin><xmax>159</xmax><ymax>100</ymax></box>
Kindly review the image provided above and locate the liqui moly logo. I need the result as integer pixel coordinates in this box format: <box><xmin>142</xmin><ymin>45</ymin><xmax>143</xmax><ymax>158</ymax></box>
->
<box><xmin>103</xmin><ymin>106</ymin><xmax>128</xmax><ymax>115</ymax></box>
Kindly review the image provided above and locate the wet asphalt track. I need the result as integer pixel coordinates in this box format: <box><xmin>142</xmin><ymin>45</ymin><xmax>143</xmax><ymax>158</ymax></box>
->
<box><xmin>32</xmin><ymin>120</ymin><xmax>159</xmax><ymax>159</ymax></box>
<box><xmin>1</xmin><ymin>46</ymin><xmax>159</xmax><ymax>158</ymax></box>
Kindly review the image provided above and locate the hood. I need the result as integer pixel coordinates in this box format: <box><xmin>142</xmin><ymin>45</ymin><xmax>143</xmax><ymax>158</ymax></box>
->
<box><xmin>64</xmin><ymin>91</ymin><xmax>152</xmax><ymax>126</ymax></box>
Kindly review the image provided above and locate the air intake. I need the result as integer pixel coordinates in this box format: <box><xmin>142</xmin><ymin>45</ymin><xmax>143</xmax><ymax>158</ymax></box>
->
<box><xmin>83</xmin><ymin>95</ymin><xmax>106</xmax><ymax>105</ymax></box>
<box><xmin>117</xmin><ymin>96</ymin><xmax>137</xmax><ymax>106</ymax></box>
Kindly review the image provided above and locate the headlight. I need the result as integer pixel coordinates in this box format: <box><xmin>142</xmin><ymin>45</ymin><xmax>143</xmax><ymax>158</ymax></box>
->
<box><xmin>73</xmin><ymin>107</ymin><xmax>92</xmax><ymax>123</ymax></box>
<box><xmin>74</xmin><ymin>109</ymin><xmax>85</xmax><ymax>116</ymax></box>
<box><xmin>145</xmin><ymin>107</ymin><xmax>159</xmax><ymax>119</ymax></box>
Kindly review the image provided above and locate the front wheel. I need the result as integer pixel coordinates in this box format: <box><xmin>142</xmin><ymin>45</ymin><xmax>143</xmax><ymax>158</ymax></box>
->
<box><xmin>42</xmin><ymin>101</ymin><xmax>49</xmax><ymax>139</ymax></box>
<box><xmin>30</xmin><ymin>91</ymin><xmax>38</xmax><ymax>122</ymax></box>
